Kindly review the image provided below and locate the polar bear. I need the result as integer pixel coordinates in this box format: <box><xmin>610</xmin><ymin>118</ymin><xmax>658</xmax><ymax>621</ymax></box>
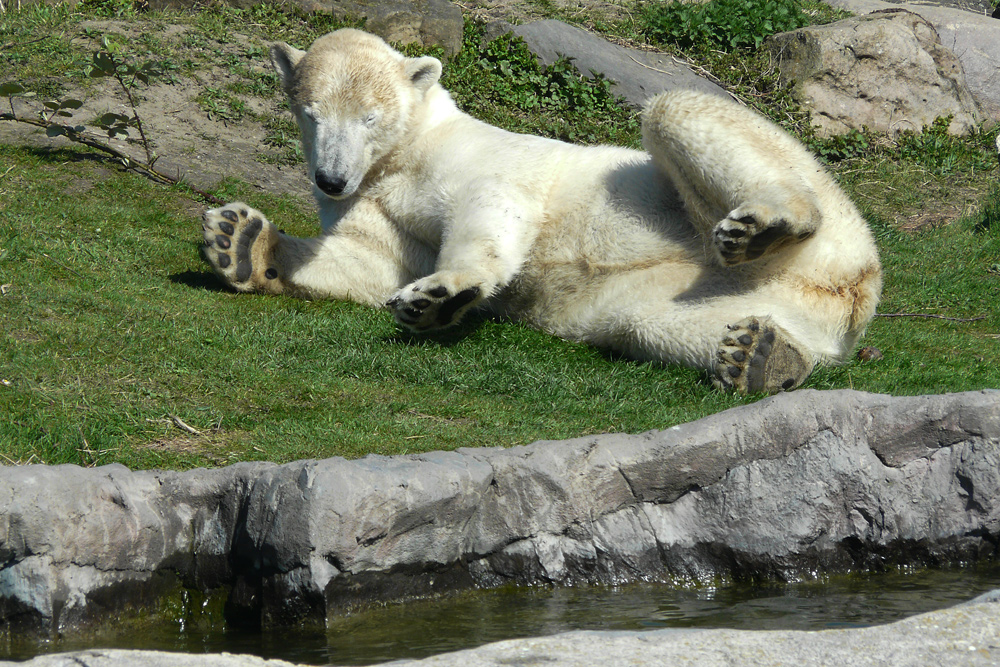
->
<box><xmin>200</xmin><ymin>28</ymin><xmax>882</xmax><ymax>393</ymax></box>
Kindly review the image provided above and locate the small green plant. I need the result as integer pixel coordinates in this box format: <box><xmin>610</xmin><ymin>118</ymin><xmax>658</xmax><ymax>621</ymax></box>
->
<box><xmin>78</xmin><ymin>0</ymin><xmax>142</xmax><ymax>18</ymax></box>
<box><xmin>442</xmin><ymin>26</ymin><xmax>640</xmax><ymax>146</ymax></box>
<box><xmin>261</xmin><ymin>115</ymin><xmax>303</xmax><ymax>166</ymax></box>
<box><xmin>894</xmin><ymin>116</ymin><xmax>998</xmax><ymax>176</ymax></box>
<box><xmin>806</xmin><ymin>128</ymin><xmax>872</xmax><ymax>163</ymax></box>
<box><xmin>641</xmin><ymin>0</ymin><xmax>812</xmax><ymax>51</ymax></box>
<box><xmin>971</xmin><ymin>184</ymin><xmax>1000</xmax><ymax>235</ymax></box>
<box><xmin>196</xmin><ymin>86</ymin><xmax>248</xmax><ymax>123</ymax></box>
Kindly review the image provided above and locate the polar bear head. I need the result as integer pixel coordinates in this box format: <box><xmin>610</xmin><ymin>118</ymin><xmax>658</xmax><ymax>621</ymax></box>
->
<box><xmin>270</xmin><ymin>29</ymin><xmax>443</xmax><ymax>200</ymax></box>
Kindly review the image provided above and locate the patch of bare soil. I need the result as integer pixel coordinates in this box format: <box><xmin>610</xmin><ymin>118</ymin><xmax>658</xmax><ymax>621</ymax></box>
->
<box><xmin>897</xmin><ymin>187</ymin><xmax>984</xmax><ymax>231</ymax></box>
<box><xmin>0</xmin><ymin>19</ymin><xmax>312</xmax><ymax>202</ymax></box>
<box><xmin>457</xmin><ymin>0</ymin><xmax>638</xmax><ymax>27</ymax></box>
<box><xmin>2</xmin><ymin>4</ymin><xmax>634</xmax><ymax>206</ymax></box>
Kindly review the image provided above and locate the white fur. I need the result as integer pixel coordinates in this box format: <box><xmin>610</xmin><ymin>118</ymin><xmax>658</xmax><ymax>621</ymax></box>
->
<box><xmin>203</xmin><ymin>29</ymin><xmax>883</xmax><ymax>391</ymax></box>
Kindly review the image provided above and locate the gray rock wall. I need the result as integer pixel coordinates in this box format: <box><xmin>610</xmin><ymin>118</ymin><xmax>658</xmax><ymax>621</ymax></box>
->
<box><xmin>1</xmin><ymin>390</ymin><xmax>998</xmax><ymax>634</ymax></box>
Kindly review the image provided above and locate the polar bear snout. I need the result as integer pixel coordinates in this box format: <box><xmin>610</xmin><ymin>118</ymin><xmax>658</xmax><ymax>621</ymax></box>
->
<box><xmin>315</xmin><ymin>170</ymin><xmax>349</xmax><ymax>198</ymax></box>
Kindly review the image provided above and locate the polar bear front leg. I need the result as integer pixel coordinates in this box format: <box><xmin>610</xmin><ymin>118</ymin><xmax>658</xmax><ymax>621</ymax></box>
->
<box><xmin>713</xmin><ymin>191</ymin><xmax>821</xmax><ymax>266</ymax></box>
<box><xmin>714</xmin><ymin>317</ymin><xmax>815</xmax><ymax>393</ymax></box>
<box><xmin>202</xmin><ymin>203</ymin><xmax>285</xmax><ymax>294</ymax></box>
<box><xmin>387</xmin><ymin>185</ymin><xmax>536</xmax><ymax>331</ymax></box>
<box><xmin>387</xmin><ymin>272</ymin><xmax>485</xmax><ymax>331</ymax></box>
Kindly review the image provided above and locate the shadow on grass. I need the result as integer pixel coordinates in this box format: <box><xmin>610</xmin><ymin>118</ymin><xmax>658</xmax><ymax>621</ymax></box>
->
<box><xmin>169</xmin><ymin>269</ymin><xmax>232</xmax><ymax>292</ymax></box>
<box><xmin>384</xmin><ymin>313</ymin><xmax>490</xmax><ymax>348</ymax></box>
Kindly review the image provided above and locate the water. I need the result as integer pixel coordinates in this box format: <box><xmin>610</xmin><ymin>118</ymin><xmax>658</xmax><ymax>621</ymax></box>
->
<box><xmin>6</xmin><ymin>564</ymin><xmax>1000</xmax><ymax>665</ymax></box>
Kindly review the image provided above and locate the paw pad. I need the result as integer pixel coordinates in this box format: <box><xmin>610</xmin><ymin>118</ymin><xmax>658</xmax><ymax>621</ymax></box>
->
<box><xmin>388</xmin><ymin>281</ymin><xmax>482</xmax><ymax>331</ymax></box>
<box><xmin>201</xmin><ymin>203</ymin><xmax>281</xmax><ymax>293</ymax></box>
<box><xmin>714</xmin><ymin>215</ymin><xmax>794</xmax><ymax>265</ymax></box>
<box><xmin>714</xmin><ymin>317</ymin><xmax>813</xmax><ymax>393</ymax></box>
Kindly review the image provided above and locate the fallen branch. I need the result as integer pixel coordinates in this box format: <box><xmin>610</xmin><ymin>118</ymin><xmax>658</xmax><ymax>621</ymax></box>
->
<box><xmin>7</xmin><ymin>115</ymin><xmax>224</xmax><ymax>204</ymax></box>
<box><xmin>168</xmin><ymin>414</ymin><xmax>203</xmax><ymax>436</ymax></box>
<box><xmin>1</xmin><ymin>47</ymin><xmax>225</xmax><ymax>205</ymax></box>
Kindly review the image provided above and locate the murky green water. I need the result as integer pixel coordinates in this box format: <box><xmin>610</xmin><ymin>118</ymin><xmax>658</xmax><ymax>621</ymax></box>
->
<box><xmin>7</xmin><ymin>564</ymin><xmax>1000</xmax><ymax>665</ymax></box>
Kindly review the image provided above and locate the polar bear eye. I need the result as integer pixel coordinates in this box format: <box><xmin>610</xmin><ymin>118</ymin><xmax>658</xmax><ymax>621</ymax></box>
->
<box><xmin>364</xmin><ymin>111</ymin><xmax>379</xmax><ymax>127</ymax></box>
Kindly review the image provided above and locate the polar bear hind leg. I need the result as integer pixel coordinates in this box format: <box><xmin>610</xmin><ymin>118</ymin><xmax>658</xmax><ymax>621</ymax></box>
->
<box><xmin>562</xmin><ymin>273</ymin><xmax>830</xmax><ymax>394</ymax></box>
<box><xmin>642</xmin><ymin>90</ymin><xmax>822</xmax><ymax>266</ymax></box>
<box><xmin>714</xmin><ymin>317</ymin><xmax>814</xmax><ymax>392</ymax></box>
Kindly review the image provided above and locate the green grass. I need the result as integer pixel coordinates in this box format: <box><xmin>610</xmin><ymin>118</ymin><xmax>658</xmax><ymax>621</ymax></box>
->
<box><xmin>1</xmin><ymin>2</ymin><xmax>999</xmax><ymax>471</ymax></box>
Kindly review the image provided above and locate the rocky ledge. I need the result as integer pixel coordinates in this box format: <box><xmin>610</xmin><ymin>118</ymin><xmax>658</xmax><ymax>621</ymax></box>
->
<box><xmin>1</xmin><ymin>389</ymin><xmax>998</xmax><ymax>635</ymax></box>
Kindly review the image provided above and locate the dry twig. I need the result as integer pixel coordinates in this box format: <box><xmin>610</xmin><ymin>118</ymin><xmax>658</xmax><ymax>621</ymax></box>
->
<box><xmin>876</xmin><ymin>312</ymin><xmax>987</xmax><ymax>323</ymax></box>
<box><xmin>168</xmin><ymin>414</ymin><xmax>203</xmax><ymax>436</ymax></box>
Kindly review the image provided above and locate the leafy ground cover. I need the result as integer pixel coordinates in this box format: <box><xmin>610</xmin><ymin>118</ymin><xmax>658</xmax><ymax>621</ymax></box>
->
<box><xmin>1</xmin><ymin>1</ymin><xmax>998</xmax><ymax>470</ymax></box>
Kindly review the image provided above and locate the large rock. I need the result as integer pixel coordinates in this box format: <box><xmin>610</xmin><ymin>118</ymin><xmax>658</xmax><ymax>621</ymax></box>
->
<box><xmin>496</xmin><ymin>19</ymin><xmax>729</xmax><ymax>107</ymax></box>
<box><xmin>2</xmin><ymin>390</ymin><xmax>998</xmax><ymax>635</ymax></box>
<box><xmin>4</xmin><ymin>592</ymin><xmax>1000</xmax><ymax>666</ymax></box>
<box><xmin>322</xmin><ymin>0</ymin><xmax>464</xmax><ymax>55</ymax></box>
<box><xmin>822</xmin><ymin>0</ymin><xmax>1000</xmax><ymax>122</ymax></box>
<box><xmin>768</xmin><ymin>9</ymin><xmax>983</xmax><ymax>136</ymax></box>
<box><xmin>139</xmin><ymin>0</ymin><xmax>465</xmax><ymax>55</ymax></box>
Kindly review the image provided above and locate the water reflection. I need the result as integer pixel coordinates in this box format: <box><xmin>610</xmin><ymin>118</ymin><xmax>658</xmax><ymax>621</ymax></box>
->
<box><xmin>6</xmin><ymin>563</ymin><xmax>1000</xmax><ymax>665</ymax></box>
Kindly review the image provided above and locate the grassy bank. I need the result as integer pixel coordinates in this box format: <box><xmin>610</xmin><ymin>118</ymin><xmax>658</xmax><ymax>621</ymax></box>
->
<box><xmin>1</xmin><ymin>1</ymin><xmax>998</xmax><ymax>470</ymax></box>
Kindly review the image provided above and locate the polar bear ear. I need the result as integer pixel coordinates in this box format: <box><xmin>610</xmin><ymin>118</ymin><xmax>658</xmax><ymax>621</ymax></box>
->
<box><xmin>404</xmin><ymin>56</ymin><xmax>442</xmax><ymax>94</ymax></box>
<box><xmin>270</xmin><ymin>42</ymin><xmax>307</xmax><ymax>94</ymax></box>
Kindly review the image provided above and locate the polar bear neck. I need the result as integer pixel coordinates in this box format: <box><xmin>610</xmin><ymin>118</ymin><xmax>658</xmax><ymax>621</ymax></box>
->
<box><xmin>413</xmin><ymin>83</ymin><xmax>462</xmax><ymax>133</ymax></box>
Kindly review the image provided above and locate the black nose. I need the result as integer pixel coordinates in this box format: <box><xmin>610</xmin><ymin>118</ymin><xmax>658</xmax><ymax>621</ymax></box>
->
<box><xmin>315</xmin><ymin>171</ymin><xmax>348</xmax><ymax>197</ymax></box>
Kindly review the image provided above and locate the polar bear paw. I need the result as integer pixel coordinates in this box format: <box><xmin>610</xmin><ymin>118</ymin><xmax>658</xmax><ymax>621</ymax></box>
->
<box><xmin>387</xmin><ymin>274</ymin><xmax>483</xmax><ymax>331</ymax></box>
<box><xmin>713</xmin><ymin>204</ymin><xmax>815</xmax><ymax>266</ymax></box>
<box><xmin>713</xmin><ymin>317</ymin><xmax>814</xmax><ymax>393</ymax></box>
<box><xmin>202</xmin><ymin>203</ymin><xmax>284</xmax><ymax>294</ymax></box>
